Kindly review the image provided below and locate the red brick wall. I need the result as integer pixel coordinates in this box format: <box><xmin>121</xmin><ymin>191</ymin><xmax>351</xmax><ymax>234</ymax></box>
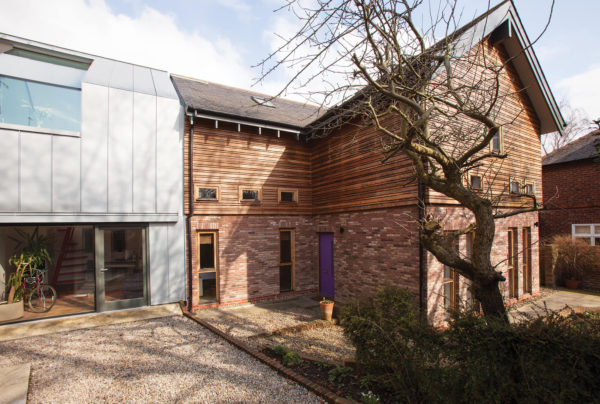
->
<box><xmin>189</xmin><ymin>215</ymin><xmax>317</xmax><ymax>309</ymax></box>
<box><xmin>425</xmin><ymin>206</ymin><xmax>540</xmax><ymax>325</ymax></box>
<box><xmin>314</xmin><ymin>206</ymin><xmax>421</xmax><ymax>304</ymax></box>
<box><xmin>541</xmin><ymin>159</ymin><xmax>600</xmax><ymax>241</ymax></box>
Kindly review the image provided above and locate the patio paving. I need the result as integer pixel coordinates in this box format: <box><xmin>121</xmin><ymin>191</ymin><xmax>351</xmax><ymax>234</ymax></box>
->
<box><xmin>509</xmin><ymin>289</ymin><xmax>600</xmax><ymax>320</ymax></box>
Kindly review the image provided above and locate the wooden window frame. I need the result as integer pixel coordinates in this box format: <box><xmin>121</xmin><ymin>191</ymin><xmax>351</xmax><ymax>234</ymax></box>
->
<box><xmin>197</xmin><ymin>230</ymin><xmax>219</xmax><ymax>301</ymax></box>
<box><xmin>522</xmin><ymin>227</ymin><xmax>532</xmax><ymax>295</ymax></box>
<box><xmin>490</xmin><ymin>127</ymin><xmax>503</xmax><ymax>155</ymax></box>
<box><xmin>195</xmin><ymin>185</ymin><xmax>220</xmax><ymax>201</ymax></box>
<box><xmin>278</xmin><ymin>188</ymin><xmax>298</xmax><ymax>203</ymax></box>
<box><xmin>279</xmin><ymin>229</ymin><xmax>295</xmax><ymax>292</ymax></box>
<box><xmin>572</xmin><ymin>223</ymin><xmax>600</xmax><ymax>246</ymax></box>
<box><xmin>239</xmin><ymin>186</ymin><xmax>262</xmax><ymax>203</ymax></box>
<box><xmin>523</xmin><ymin>182</ymin><xmax>534</xmax><ymax>196</ymax></box>
<box><xmin>507</xmin><ymin>227</ymin><xmax>519</xmax><ymax>299</ymax></box>
<box><xmin>509</xmin><ymin>177</ymin><xmax>520</xmax><ymax>195</ymax></box>
<box><xmin>470</xmin><ymin>174</ymin><xmax>483</xmax><ymax>191</ymax></box>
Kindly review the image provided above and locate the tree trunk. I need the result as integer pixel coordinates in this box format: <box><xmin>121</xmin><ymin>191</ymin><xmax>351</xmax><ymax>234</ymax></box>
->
<box><xmin>475</xmin><ymin>282</ymin><xmax>508</xmax><ymax>323</ymax></box>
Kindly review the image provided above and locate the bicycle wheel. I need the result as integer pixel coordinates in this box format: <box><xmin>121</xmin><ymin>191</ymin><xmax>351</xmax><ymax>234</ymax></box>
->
<box><xmin>28</xmin><ymin>285</ymin><xmax>57</xmax><ymax>313</ymax></box>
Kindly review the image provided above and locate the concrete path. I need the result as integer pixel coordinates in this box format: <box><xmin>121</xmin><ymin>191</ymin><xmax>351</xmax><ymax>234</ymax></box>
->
<box><xmin>0</xmin><ymin>364</ymin><xmax>30</xmax><ymax>404</ymax></box>
<box><xmin>510</xmin><ymin>290</ymin><xmax>600</xmax><ymax>320</ymax></box>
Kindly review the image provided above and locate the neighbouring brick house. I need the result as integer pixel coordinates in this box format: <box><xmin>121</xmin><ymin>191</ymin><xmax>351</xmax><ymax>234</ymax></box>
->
<box><xmin>171</xmin><ymin>1</ymin><xmax>564</xmax><ymax>324</ymax></box>
<box><xmin>540</xmin><ymin>130</ymin><xmax>600</xmax><ymax>288</ymax></box>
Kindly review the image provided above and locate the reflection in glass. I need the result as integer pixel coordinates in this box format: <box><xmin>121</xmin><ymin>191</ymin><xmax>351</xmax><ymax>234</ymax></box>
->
<box><xmin>103</xmin><ymin>229</ymin><xmax>144</xmax><ymax>302</ymax></box>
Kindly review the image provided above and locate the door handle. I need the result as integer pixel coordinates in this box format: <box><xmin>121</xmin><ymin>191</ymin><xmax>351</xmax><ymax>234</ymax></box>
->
<box><xmin>100</xmin><ymin>268</ymin><xmax>109</xmax><ymax>272</ymax></box>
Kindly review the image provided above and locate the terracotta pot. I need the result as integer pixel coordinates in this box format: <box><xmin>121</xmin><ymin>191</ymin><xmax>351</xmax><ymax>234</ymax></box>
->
<box><xmin>564</xmin><ymin>279</ymin><xmax>581</xmax><ymax>289</ymax></box>
<box><xmin>320</xmin><ymin>300</ymin><xmax>334</xmax><ymax>321</ymax></box>
<box><xmin>0</xmin><ymin>300</ymin><xmax>24</xmax><ymax>322</ymax></box>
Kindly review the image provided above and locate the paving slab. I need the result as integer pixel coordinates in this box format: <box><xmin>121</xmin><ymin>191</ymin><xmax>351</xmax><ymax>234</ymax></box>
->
<box><xmin>510</xmin><ymin>290</ymin><xmax>600</xmax><ymax>320</ymax></box>
<box><xmin>0</xmin><ymin>364</ymin><xmax>30</xmax><ymax>404</ymax></box>
<box><xmin>0</xmin><ymin>303</ymin><xmax>181</xmax><ymax>342</ymax></box>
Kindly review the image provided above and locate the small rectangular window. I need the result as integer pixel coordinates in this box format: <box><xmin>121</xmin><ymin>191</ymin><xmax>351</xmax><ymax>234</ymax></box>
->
<box><xmin>510</xmin><ymin>180</ymin><xmax>520</xmax><ymax>194</ymax></box>
<box><xmin>279</xmin><ymin>230</ymin><xmax>294</xmax><ymax>292</ymax></box>
<box><xmin>239</xmin><ymin>187</ymin><xmax>261</xmax><ymax>202</ymax></box>
<box><xmin>523</xmin><ymin>183</ymin><xmax>534</xmax><ymax>195</ymax></box>
<box><xmin>197</xmin><ymin>231</ymin><xmax>218</xmax><ymax>302</ymax></box>
<box><xmin>470</xmin><ymin>175</ymin><xmax>482</xmax><ymax>190</ymax></box>
<box><xmin>196</xmin><ymin>186</ymin><xmax>219</xmax><ymax>201</ymax></box>
<box><xmin>490</xmin><ymin>127</ymin><xmax>502</xmax><ymax>154</ymax></box>
<box><xmin>278</xmin><ymin>189</ymin><xmax>297</xmax><ymax>203</ymax></box>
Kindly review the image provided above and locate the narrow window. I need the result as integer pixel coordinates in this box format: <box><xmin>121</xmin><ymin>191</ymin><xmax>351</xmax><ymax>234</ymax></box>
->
<box><xmin>508</xmin><ymin>228</ymin><xmax>519</xmax><ymax>299</ymax></box>
<box><xmin>522</xmin><ymin>227</ymin><xmax>532</xmax><ymax>294</ymax></box>
<box><xmin>196</xmin><ymin>186</ymin><xmax>219</xmax><ymax>201</ymax></box>
<box><xmin>523</xmin><ymin>183</ymin><xmax>534</xmax><ymax>196</ymax></box>
<box><xmin>470</xmin><ymin>175</ymin><xmax>482</xmax><ymax>190</ymax></box>
<box><xmin>198</xmin><ymin>232</ymin><xmax>218</xmax><ymax>301</ymax></box>
<box><xmin>279</xmin><ymin>230</ymin><xmax>294</xmax><ymax>292</ymax></box>
<box><xmin>443</xmin><ymin>235</ymin><xmax>460</xmax><ymax>315</ymax></box>
<box><xmin>239</xmin><ymin>187</ymin><xmax>261</xmax><ymax>202</ymax></box>
<box><xmin>278</xmin><ymin>189</ymin><xmax>297</xmax><ymax>203</ymax></box>
<box><xmin>510</xmin><ymin>180</ymin><xmax>520</xmax><ymax>194</ymax></box>
<box><xmin>490</xmin><ymin>128</ymin><xmax>502</xmax><ymax>154</ymax></box>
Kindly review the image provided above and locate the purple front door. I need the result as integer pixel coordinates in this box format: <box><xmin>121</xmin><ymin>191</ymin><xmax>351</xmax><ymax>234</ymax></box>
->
<box><xmin>319</xmin><ymin>233</ymin><xmax>334</xmax><ymax>298</ymax></box>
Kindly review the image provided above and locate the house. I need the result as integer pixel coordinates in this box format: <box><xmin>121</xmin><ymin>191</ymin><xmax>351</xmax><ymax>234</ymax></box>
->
<box><xmin>540</xmin><ymin>130</ymin><xmax>600</xmax><ymax>288</ymax></box>
<box><xmin>0</xmin><ymin>34</ymin><xmax>185</xmax><ymax>322</ymax></box>
<box><xmin>172</xmin><ymin>1</ymin><xmax>564</xmax><ymax>324</ymax></box>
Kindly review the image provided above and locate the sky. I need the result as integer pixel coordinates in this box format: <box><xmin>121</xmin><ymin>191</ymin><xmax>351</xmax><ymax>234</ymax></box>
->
<box><xmin>0</xmin><ymin>0</ymin><xmax>598</xmax><ymax>122</ymax></box>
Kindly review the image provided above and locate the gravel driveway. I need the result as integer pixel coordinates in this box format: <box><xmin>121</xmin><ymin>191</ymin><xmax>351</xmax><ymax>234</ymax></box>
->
<box><xmin>0</xmin><ymin>316</ymin><xmax>322</xmax><ymax>403</ymax></box>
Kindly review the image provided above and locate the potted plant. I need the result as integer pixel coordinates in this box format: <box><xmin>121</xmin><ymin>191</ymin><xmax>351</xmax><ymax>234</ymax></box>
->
<box><xmin>0</xmin><ymin>255</ymin><xmax>32</xmax><ymax>321</ymax></box>
<box><xmin>9</xmin><ymin>227</ymin><xmax>53</xmax><ymax>271</ymax></box>
<box><xmin>320</xmin><ymin>297</ymin><xmax>334</xmax><ymax>321</ymax></box>
<box><xmin>553</xmin><ymin>234</ymin><xmax>600</xmax><ymax>289</ymax></box>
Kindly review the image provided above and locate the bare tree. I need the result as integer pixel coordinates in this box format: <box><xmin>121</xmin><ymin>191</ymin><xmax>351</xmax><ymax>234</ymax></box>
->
<box><xmin>258</xmin><ymin>0</ymin><xmax>555</xmax><ymax>321</ymax></box>
<box><xmin>541</xmin><ymin>99</ymin><xmax>590</xmax><ymax>155</ymax></box>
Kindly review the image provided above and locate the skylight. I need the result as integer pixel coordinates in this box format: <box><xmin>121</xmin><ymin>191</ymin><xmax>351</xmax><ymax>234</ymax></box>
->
<box><xmin>251</xmin><ymin>95</ymin><xmax>275</xmax><ymax>108</ymax></box>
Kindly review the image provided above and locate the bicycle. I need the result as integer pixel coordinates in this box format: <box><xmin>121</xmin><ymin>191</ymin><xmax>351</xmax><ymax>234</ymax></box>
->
<box><xmin>22</xmin><ymin>268</ymin><xmax>57</xmax><ymax>313</ymax></box>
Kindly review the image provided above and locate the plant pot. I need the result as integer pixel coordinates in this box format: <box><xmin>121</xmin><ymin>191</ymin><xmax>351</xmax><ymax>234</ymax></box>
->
<box><xmin>564</xmin><ymin>279</ymin><xmax>581</xmax><ymax>289</ymax></box>
<box><xmin>0</xmin><ymin>300</ymin><xmax>24</xmax><ymax>322</ymax></box>
<box><xmin>320</xmin><ymin>300</ymin><xmax>334</xmax><ymax>321</ymax></box>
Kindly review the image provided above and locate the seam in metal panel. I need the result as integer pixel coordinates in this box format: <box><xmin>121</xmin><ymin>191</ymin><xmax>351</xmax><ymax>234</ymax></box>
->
<box><xmin>17</xmin><ymin>131</ymin><xmax>21</xmax><ymax>212</ymax></box>
<box><xmin>131</xmin><ymin>90</ymin><xmax>135</xmax><ymax>214</ymax></box>
<box><xmin>50</xmin><ymin>135</ymin><xmax>54</xmax><ymax>212</ymax></box>
<box><xmin>106</xmin><ymin>87</ymin><xmax>110</xmax><ymax>213</ymax></box>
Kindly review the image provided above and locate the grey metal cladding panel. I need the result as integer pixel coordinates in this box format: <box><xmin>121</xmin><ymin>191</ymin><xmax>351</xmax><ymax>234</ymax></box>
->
<box><xmin>82</xmin><ymin>58</ymin><xmax>115</xmax><ymax>87</ymax></box>
<box><xmin>133</xmin><ymin>65</ymin><xmax>156</xmax><ymax>96</ymax></box>
<box><xmin>149</xmin><ymin>223</ymin><xmax>170</xmax><ymax>305</ymax></box>
<box><xmin>156</xmin><ymin>98</ymin><xmax>182</xmax><ymax>214</ymax></box>
<box><xmin>0</xmin><ymin>54</ymin><xmax>85</xmax><ymax>88</ymax></box>
<box><xmin>151</xmin><ymin>69</ymin><xmax>178</xmax><ymax>99</ymax></box>
<box><xmin>0</xmin><ymin>129</ymin><xmax>19</xmax><ymax>211</ymax></box>
<box><xmin>109</xmin><ymin>61</ymin><xmax>134</xmax><ymax>92</ymax></box>
<box><xmin>81</xmin><ymin>83</ymin><xmax>109</xmax><ymax>212</ymax></box>
<box><xmin>20</xmin><ymin>133</ymin><xmax>51</xmax><ymax>212</ymax></box>
<box><xmin>168</xmin><ymin>219</ymin><xmax>185</xmax><ymax>302</ymax></box>
<box><xmin>52</xmin><ymin>136</ymin><xmax>81</xmax><ymax>212</ymax></box>
<box><xmin>107</xmin><ymin>87</ymin><xmax>133</xmax><ymax>213</ymax></box>
<box><xmin>133</xmin><ymin>92</ymin><xmax>157</xmax><ymax>213</ymax></box>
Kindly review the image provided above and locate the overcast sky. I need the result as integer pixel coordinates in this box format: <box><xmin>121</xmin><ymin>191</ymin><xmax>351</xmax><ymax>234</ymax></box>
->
<box><xmin>1</xmin><ymin>0</ymin><xmax>598</xmax><ymax>122</ymax></box>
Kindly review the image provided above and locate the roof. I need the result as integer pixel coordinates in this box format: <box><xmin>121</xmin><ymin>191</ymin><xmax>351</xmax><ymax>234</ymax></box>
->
<box><xmin>308</xmin><ymin>0</ymin><xmax>565</xmax><ymax>136</ymax></box>
<box><xmin>171</xmin><ymin>74</ymin><xmax>324</xmax><ymax>130</ymax></box>
<box><xmin>542</xmin><ymin>130</ymin><xmax>600</xmax><ymax>166</ymax></box>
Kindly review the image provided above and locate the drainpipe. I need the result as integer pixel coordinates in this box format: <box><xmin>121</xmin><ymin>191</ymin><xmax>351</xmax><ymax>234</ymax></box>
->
<box><xmin>185</xmin><ymin>109</ymin><xmax>194</xmax><ymax>311</ymax></box>
<box><xmin>417</xmin><ymin>178</ymin><xmax>426</xmax><ymax>316</ymax></box>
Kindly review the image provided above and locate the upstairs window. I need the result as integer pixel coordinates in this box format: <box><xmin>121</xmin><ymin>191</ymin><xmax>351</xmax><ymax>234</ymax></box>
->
<box><xmin>470</xmin><ymin>175</ymin><xmax>482</xmax><ymax>191</ymax></box>
<box><xmin>490</xmin><ymin>127</ymin><xmax>503</xmax><ymax>154</ymax></box>
<box><xmin>278</xmin><ymin>189</ymin><xmax>297</xmax><ymax>203</ymax></box>
<box><xmin>239</xmin><ymin>187</ymin><xmax>261</xmax><ymax>202</ymax></box>
<box><xmin>510</xmin><ymin>179</ymin><xmax>520</xmax><ymax>194</ymax></box>
<box><xmin>523</xmin><ymin>183</ymin><xmax>534</xmax><ymax>196</ymax></box>
<box><xmin>572</xmin><ymin>224</ymin><xmax>600</xmax><ymax>246</ymax></box>
<box><xmin>195</xmin><ymin>186</ymin><xmax>219</xmax><ymax>201</ymax></box>
<box><xmin>0</xmin><ymin>75</ymin><xmax>81</xmax><ymax>132</ymax></box>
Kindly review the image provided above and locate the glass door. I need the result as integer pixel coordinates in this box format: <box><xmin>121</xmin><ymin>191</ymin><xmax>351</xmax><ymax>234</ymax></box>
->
<box><xmin>95</xmin><ymin>226</ymin><xmax>148</xmax><ymax>311</ymax></box>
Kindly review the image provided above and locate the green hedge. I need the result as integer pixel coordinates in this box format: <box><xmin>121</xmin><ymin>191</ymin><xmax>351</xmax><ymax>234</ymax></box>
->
<box><xmin>341</xmin><ymin>287</ymin><xmax>600</xmax><ymax>403</ymax></box>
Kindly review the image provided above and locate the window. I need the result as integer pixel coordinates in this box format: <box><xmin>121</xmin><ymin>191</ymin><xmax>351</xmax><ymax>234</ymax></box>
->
<box><xmin>523</xmin><ymin>227</ymin><xmax>532</xmax><ymax>294</ymax></box>
<box><xmin>490</xmin><ymin>127</ymin><xmax>503</xmax><ymax>154</ymax></box>
<box><xmin>239</xmin><ymin>187</ymin><xmax>261</xmax><ymax>202</ymax></box>
<box><xmin>509</xmin><ymin>179</ymin><xmax>520</xmax><ymax>194</ymax></box>
<box><xmin>251</xmin><ymin>95</ymin><xmax>275</xmax><ymax>108</ymax></box>
<box><xmin>278</xmin><ymin>189</ymin><xmax>297</xmax><ymax>203</ymax></box>
<box><xmin>470</xmin><ymin>175</ymin><xmax>482</xmax><ymax>190</ymax></box>
<box><xmin>442</xmin><ymin>235</ymin><xmax>460</xmax><ymax>315</ymax></box>
<box><xmin>195</xmin><ymin>186</ymin><xmax>219</xmax><ymax>201</ymax></box>
<box><xmin>572</xmin><ymin>224</ymin><xmax>600</xmax><ymax>246</ymax></box>
<box><xmin>507</xmin><ymin>228</ymin><xmax>519</xmax><ymax>298</ymax></box>
<box><xmin>279</xmin><ymin>230</ymin><xmax>294</xmax><ymax>292</ymax></box>
<box><xmin>0</xmin><ymin>74</ymin><xmax>81</xmax><ymax>132</ymax></box>
<box><xmin>197</xmin><ymin>232</ymin><xmax>218</xmax><ymax>301</ymax></box>
<box><xmin>523</xmin><ymin>183</ymin><xmax>534</xmax><ymax>196</ymax></box>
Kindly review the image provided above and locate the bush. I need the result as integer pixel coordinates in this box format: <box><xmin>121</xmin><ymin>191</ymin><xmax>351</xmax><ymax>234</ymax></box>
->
<box><xmin>341</xmin><ymin>286</ymin><xmax>600</xmax><ymax>403</ymax></box>
<box><xmin>552</xmin><ymin>234</ymin><xmax>600</xmax><ymax>281</ymax></box>
<box><xmin>328</xmin><ymin>365</ymin><xmax>353</xmax><ymax>384</ymax></box>
<box><xmin>272</xmin><ymin>344</ymin><xmax>287</xmax><ymax>357</ymax></box>
<box><xmin>282</xmin><ymin>351</ymin><xmax>302</xmax><ymax>366</ymax></box>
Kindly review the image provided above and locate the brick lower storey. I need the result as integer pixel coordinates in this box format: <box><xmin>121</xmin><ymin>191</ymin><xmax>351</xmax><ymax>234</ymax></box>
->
<box><xmin>188</xmin><ymin>206</ymin><xmax>540</xmax><ymax>326</ymax></box>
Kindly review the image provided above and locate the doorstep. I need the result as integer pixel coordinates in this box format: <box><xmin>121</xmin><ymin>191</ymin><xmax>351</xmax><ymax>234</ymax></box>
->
<box><xmin>0</xmin><ymin>303</ymin><xmax>182</xmax><ymax>342</ymax></box>
<box><xmin>0</xmin><ymin>364</ymin><xmax>30</xmax><ymax>404</ymax></box>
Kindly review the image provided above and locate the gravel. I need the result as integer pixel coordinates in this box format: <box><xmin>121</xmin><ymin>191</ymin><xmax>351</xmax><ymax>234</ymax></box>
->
<box><xmin>0</xmin><ymin>316</ymin><xmax>323</xmax><ymax>403</ymax></box>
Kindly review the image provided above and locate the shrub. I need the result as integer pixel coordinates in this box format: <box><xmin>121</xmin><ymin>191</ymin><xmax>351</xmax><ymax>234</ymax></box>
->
<box><xmin>282</xmin><ymin>351</ymin><xmax>302</xmax><ymax>366</ymax></box>
<box><xmin>272</xmin><ymin>344</ymin><xmax>287</xmax><ymax>357</ymax></box>
<box><xmin>328</xmin><ymin>365</ymin><xmax>353</xmax><ymax>384</ymax></box>
<box><xmin>552</xmin><ymin>234</ymin><xmax>600</xmax><ymax>281</ymax></box>
<box><xmin>341</xmin><ymin>286</ymin><xmax>600</xmax><ymax>403</ymax></box>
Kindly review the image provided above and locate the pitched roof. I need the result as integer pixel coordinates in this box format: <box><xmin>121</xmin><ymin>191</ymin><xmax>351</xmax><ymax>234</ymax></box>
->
<box><xmin>171</xmin><ymin>74</ymin><xmax>324</xmax><ymax>130</ymax></box>
<box><xmin>542</xmin><ymin>130</ymin><xmax>600</xmax><ymax>166</ymax></box>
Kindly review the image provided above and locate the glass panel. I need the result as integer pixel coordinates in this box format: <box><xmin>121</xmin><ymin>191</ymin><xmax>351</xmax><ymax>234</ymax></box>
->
<box><xmin>7</xmin><ymin>48</ymin><xmax>89</xmax><ymax>70</ymax></box>
<box><xmin>524</xmin><ymin>184</ymin><xmax>533</xmax><ymax>195</ymax></box>
<box><xmin>594</xmin><ymin>225</ymin><xmax>600</xmax><ymax>235</ymax></box>
<box><xmin>492</xmin><ymin>133</ymin><xmax>501</xmax><ymax>153</ymax></box>
<box><xmin>280</xmin><ymin>231</ymin><xmax>291</xmax><ymax>263</ymax></box>
<box><xmin>510</xmin><ymin>181</ymin><xmax>520</xmax><ymax>194</ymax></box>
<box><xmin>199</xmin><ymin>272</ymin><xmax>216</xmax><ymax>301</ymax></box>
<box><xmin>280</xmin><ymin>265</ymin><xmax>292</xmax><ymax>292</ymax></box>
<box><xmin>595</xmin><ymin>237</ymin><xmax>600</xmax><ymax>246</ymax></box>
<box><xmin>197</xmin><ymin>188</ymin><xmax>217</xmax><ymax>200</ymax></box>
<box><xmin>199</xmin><ymin>234</ymin><xmax>215</xmax><ymax>270</ymax></box>
<box><xmin>574</xmin><ymin>225</ymin><xmax>591</xmax><ymax>235</ymax></box>
<box><xmin>575</xmin><ymin>236</ymin><xmax>592</xmax><ymax>245</ymax></box>
<box><xmin>103</xmin><ymin>229</ymin><xmax>144</xmax><ymax>302</ymax></box>
<box><xmin>242</xmin><ymin>190</ymin><xmax>259</xmax><ymax>201</ymax></box>
<box><xmin>0</xmin><ymin>75</ymin><xmax>81</xmax><ymax>132</ymax></box>
<box><xmin>471</xmin><ymin>176</ymin><xmax>482</xmax><ymax>189</ymax></box>
<box><xmin>280</xmin><ymin>191</ymin><xmax>295</xmax><ymax>202</ymax></box>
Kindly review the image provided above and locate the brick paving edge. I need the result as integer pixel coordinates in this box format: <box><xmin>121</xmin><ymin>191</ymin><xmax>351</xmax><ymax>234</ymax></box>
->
<box><xmin>180</xmin><ymin>303</ymin><xmax>355</xmax><ymax>404</ymax></box>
